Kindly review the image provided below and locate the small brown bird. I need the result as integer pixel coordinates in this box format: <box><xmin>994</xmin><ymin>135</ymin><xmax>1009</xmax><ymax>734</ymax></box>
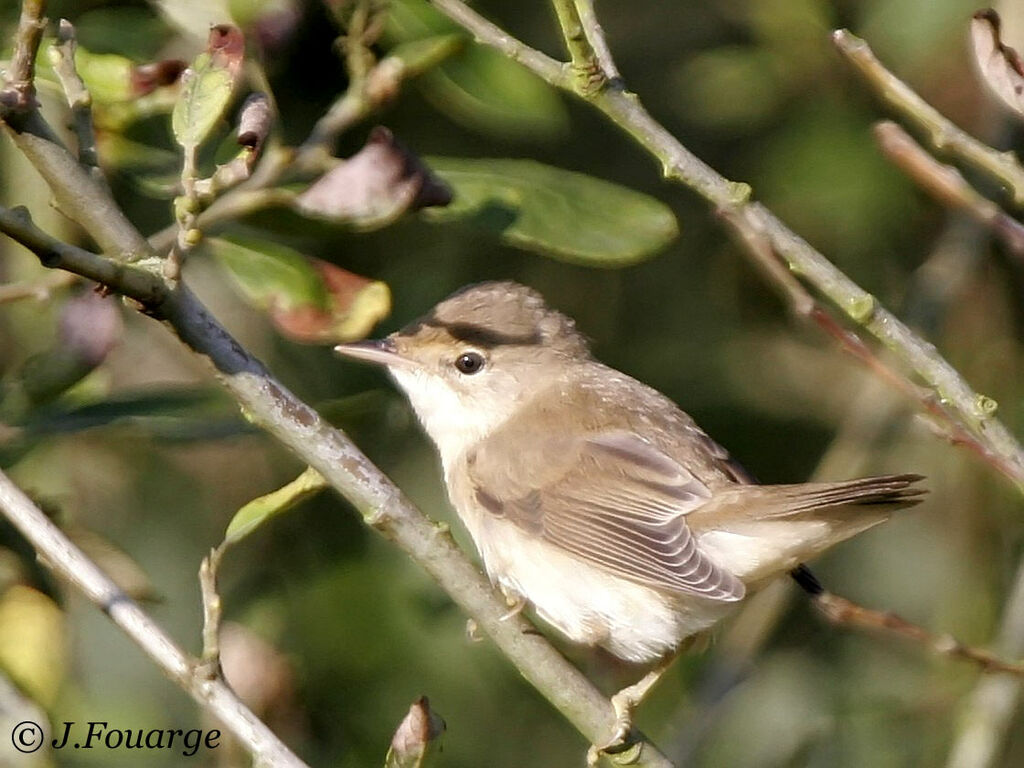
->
<box><xmin>336</xmin><ymin>281</ymin><xmax>924</xmax><ymax>755</ymax></box>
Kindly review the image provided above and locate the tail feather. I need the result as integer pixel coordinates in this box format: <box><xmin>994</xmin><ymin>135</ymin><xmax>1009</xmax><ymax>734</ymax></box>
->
<box><xmin>693</xmin><ymin>474</ymin><xmax>927</xmax><ymax>587</ymax></box>
<box><xmin>770</xmin><ymin>473</ymin><xmax>926</xmax><ymax>516</ymax></box>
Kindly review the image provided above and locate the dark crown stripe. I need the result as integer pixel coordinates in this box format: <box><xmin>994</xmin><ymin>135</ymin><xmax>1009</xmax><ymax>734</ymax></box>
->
<box><xmin>404</xmin><ymin>314</ymin><xmax>543</xmax><ymax>349</ymax></box>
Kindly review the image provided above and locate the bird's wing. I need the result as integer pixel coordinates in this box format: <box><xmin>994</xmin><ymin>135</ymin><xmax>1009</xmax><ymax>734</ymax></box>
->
<box><xmin>466</xmin><ymin>430</ymin><xmax>745</xmax><ymax>601</ymax></box>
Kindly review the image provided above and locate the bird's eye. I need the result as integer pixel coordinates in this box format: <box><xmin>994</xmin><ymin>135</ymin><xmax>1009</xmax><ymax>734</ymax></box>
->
<box><xmin>454</xmin><ymin>351</ymin><xmax>485</xmax><ymax>375</ymax></box>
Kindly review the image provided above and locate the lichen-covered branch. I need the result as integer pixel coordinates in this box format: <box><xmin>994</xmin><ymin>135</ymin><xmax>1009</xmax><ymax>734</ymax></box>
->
<box><xmin>428</xmin><ymin>0</ymin><xmax>1024</xmax><ymax>491</ymax></box>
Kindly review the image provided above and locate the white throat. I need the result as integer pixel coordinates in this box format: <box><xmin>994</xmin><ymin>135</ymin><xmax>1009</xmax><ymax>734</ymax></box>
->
<box><xmin>388</xmin><ymin>366</ymin><xmax>517</xmax><ymax>474</ymax></box>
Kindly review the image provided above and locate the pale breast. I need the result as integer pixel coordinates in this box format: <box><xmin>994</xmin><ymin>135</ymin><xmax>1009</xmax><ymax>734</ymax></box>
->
<box><xmin>463</xmin><ymin>508</ymin><xmax>736</xmax><ymax>663</ymax></box>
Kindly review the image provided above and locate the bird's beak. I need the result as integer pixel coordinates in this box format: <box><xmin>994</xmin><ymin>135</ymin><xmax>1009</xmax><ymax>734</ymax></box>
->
<box><xmin>334</xmin><ymin>338</ymin><xmax>414</xmax><ymax>368</ymax></box>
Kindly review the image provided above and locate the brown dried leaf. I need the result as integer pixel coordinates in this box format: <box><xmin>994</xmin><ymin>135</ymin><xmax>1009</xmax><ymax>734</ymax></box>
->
<box><xmin>385</xmin><ymin>696</ymin><xmax>445</xmax><ymax>768</ymax></box>
<box><xmin>970</xmin><ymin>9</ymin><xmax>1024</xmax><ymax>119</ymax></box>
<box><xmin>294</xmin><ymin>126</ymin><xmax>452</xmax><ymax>229</ymax></box>
<box><xmin>130</xmin><ymin>59</ymin><xmax>187</xmax><ymax>96</ymax></box>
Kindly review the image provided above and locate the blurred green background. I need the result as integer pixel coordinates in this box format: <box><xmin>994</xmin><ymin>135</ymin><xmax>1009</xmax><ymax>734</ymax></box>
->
<box><xmin>1</xmin><ymin>0</ymin><xmax>1024</xmax><ymax>766</ymax></box>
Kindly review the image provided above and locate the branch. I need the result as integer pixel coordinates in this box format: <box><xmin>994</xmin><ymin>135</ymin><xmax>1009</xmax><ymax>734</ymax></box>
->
<box><xmin>430</xmin><ymin>0</ymin><xmax>567</xmax><ymax>86</ymax></box>
<box><xmin>0</xmin><ymin>206</ymin><xmax>164</xmax><ymax>302</ymax></box>
<box><xmin>0</xmin><ymin>0</ymin><xmax>45</xmax><ymax>111</ymax></box>
<box><xmin>148</xmin><ymin>52</ymin><xmax>417</xmax><ymax>254</ymax></box>
<box><xmin>48</xmin><ymin>19</ymin><xmax>101</xmax><ymax>175</ymax></box>
<box><xmin>833</xmin><ymin>29</ymin><xmax>1024</xmax><ymax>208</ymax></box>
<box><xmin>947</xmin><ymin>564</ymin><xmax>1024</xmax><ymax>768</ymax></box>
<box><xmin>0</xmin><ymin>469</ymin><xmax>308</xmax><ymax>768</ymax></box>
<box><xmin>814</xmin><ymin>592</ymin><xmax>1024</xmax><ymax>676</ymax></box>
<box><xmin>551</xmin><ymin>0</ymin><xmax>603</xmax><ymax>93</ymax></box>
<box><xmin>718</xmin><ymin>206</ymin><xmax>1021</xmax><ymax>480</ymax></box>
<box><xmin>427</xmin><ymin>0</ymin><xmax>1024</xmax><ymax>492</ymax></box>
<box><xmin>873</xmin><ymin>120</ymin><xmax>1024</xmax><ymax>260</ymax></box>
<box><xmin>0</xmin><ymin>110</ymin><xmax>153</xmax><ymax>261</ymax></box>
<box><xmin>0</xmin><ymin>270</ymin><xmax>76</xmax><ymax>303</ymax></box>
<box><xmin>573</xmin><ymin>0</ymin><xmax>621</xmax><ymax>82</ymax></box>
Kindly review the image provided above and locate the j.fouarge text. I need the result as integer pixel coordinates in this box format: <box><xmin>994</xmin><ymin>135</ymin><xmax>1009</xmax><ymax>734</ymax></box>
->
<box><xmin>49</xmin><ymin>721</ymin><xmax>220</xmax><ymax>756</ymax></box>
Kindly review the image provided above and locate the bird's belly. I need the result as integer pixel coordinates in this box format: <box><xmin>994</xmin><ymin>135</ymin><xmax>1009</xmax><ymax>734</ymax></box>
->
<box><xmin>466</xmin><ymin>514</ymin><xmax>735</xmax><ymax>664</ymax></box>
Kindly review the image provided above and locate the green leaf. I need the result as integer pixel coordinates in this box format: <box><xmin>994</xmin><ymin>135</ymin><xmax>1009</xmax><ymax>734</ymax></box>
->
<box><xmin>386</xmin><ymin>0</ymin><xmax>567</xmax><ymax>139</ymax></box>
<box><xmin>223</xmin><ymin>466</ymin><xmax>328</xmax><ymax>546</ymax></box>
<box><xmin>172</xmin><ymin>26</ymin><xmax>244</xmax><ymax>150</ymax></box>
<box><xmin>423</xmin><ymin>159</ymin><xmax>679</xmax><ymax>266</ymax></box>
<box><xmin>72</xmin><ymin>49</ymin><xmax>135</xmax><ymax>103</ymax></box>
<box><xmin>206</xmin><ymin>235</ymin><xmax>330</xmax><ymax>314</ymax></box>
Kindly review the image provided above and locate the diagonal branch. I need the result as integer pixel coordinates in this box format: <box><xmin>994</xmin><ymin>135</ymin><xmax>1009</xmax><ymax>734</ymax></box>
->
<box><xmin>427</xmin><ymin>0</ymin><xmax>1024</xmax><ymax>492</ymax></box>
<box><xmin>0</xmin><ymin>468</ymin><xmax>309</xmax><ymax>768</ymax></box>
<box><xmin>872</xmin><ymin>120</ymin><xmax>1024</xmax><ymax>260</ymax></box>
<box><xmin>833</xmin><ymin>28</ymin><xmax>1024</xmax><ymax>208</ymax></box>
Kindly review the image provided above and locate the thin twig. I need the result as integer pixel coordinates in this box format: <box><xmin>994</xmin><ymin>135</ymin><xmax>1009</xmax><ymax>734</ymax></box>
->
<box><xmin>148</xmin><ymin>53</ymin><xmax>408</xmax><ymax>254</ymax></box>
<box><xmin>814</xmin><ymin>592</ymin><xmax>1024</xmax><ymax>676</ymax></box>
<box><xmin>947</xmin><ymin>564</ymin><xmax>1024</xmax><ymax>768</ymax></box>
<box><xmin>574</xmin><ymin>0</ymin><xmax>621</xmax><ymax>82</ymax></box>
<box><xmin>298</xmin><ymin>57</ymin><xmax>403</xmax><ymax>167</ymax></box>
<box><xmin>199</xmin><ymin>547</ymin><xmax>225</xmax><ymax>675</ymax></box>
<box><xmin>833</xmin><ymin>29</ymin><xmax>1024</xmax><ymax>207</ymax></box>
<box><xmin>873</xmin><ymin>120</ymin><xmax>1024</xmax><ymax>259</ymax></box>
<box><xmin>0</xmin><ymin>270</ymin><xmax>76</xmax><ymax>303</ymax></box>
<box><xmin>0</xmin><ymin>468</ymin><xmax>308</xmax><ymax>768</ymax></box>
<box><xmin>0</xmin><ymin>0</ymin><xmax>45</xmax><ymax>111</ymax></box>
<box><xmin>48</xmin><ymin>20</ymin><xmax>101</xmax><ymax>176</ymax></box>
<box><xmin>430</xmin><ymin>0</ymin><xmax>567</xmax><ymax>86</ymax></box>
<box><xmin>551</xmin><ymin>0</ymin><xmax>604</xmax><ymax>93</ymax></box>
<box><xmin>720</xmin><ymin>205</ymin><xmax>1021</xmax><ymax>516</ymax></box>
<box><xmin>426</xmin><ymin>0</ymin><xmax>1024</xmax><ymax>492</ymax></box>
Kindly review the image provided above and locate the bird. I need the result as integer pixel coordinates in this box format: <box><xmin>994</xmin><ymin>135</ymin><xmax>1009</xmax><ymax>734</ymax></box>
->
<box><xmin>335</xmin><ymin>280</ymin><xmax>925</xmax><ymax>758</ymax></box>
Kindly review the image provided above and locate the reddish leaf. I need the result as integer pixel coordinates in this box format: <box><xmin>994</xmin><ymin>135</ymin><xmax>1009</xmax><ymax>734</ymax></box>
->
<box><xmin>270</xmin><ymin>260</ymin><xmax>391</xmax><ymax>344</ymax></box>
<box><xmin>208</xmin><ymin>24</ymin><xmax>246</xmax><ymax>79</ymax></box>
<box><xmin>206</xmin><ymin>236</ymin><xmax>390</xmax><ymax>344</ymax></box>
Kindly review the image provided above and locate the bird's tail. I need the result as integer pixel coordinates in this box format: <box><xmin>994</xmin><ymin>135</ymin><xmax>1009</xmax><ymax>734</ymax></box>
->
<box><xmin>693</xmin><ymin>474</ymin><xmax>926</xmax><ymax>587</ymax></box>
